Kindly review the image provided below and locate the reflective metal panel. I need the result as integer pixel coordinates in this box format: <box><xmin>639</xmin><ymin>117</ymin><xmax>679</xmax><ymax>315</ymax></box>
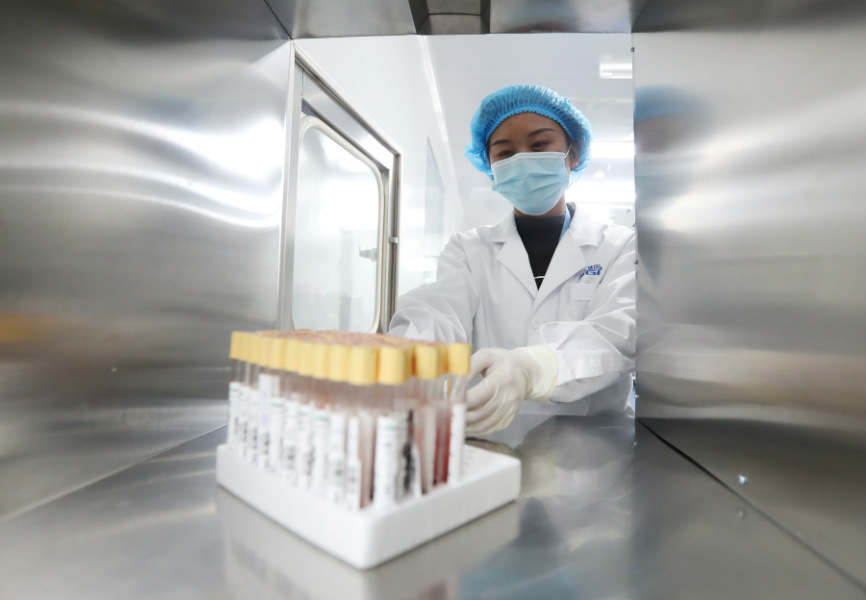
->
<box><xmin>0</xmin><ymin>1</ymin><xmax>290</xmax><ymax>518</ymax></box>
<box><xmin>634</xmin><ymin>0</ymin><xmax>864</xmax><ymax>31</ymax></box>
<box><xmin>628</xmin><ymin>423</ymin><xmax>866</xmax><ymax>599</ymax></box>
<box><xmin>642</xmin><ymin>418</ymin><xmax>866</xmax><ymax>586</ymax></box>
<box><xmin>633</xmin><ymin>0</ymin><xmax>866</xmax><ymax>587</ymax></box>
<box><xmin>490</xmin><ymin>0</ymin><xmax>646</xmax><ymax>33</ymax></box>
<box><xmin>265</xmin><ymin>0</ymin><xmax>416</xmax><ymax>38</ymax></box>
<box><xmin>1</xmin><ymin>417</ymin><xmax>863</xmax><ymax>599</ymax></box>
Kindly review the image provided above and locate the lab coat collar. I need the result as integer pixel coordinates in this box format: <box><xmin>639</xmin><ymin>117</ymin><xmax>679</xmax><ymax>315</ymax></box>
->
<box><xmin>484</xmin><ymin>205</ymin><xmax>605</xmax><ymax>301</ymax></box>
<box><xmin>487</xmin><ymin>204</ymin><xmax>602</xmax><ymax>245</ymax></box>
<box><xmin>535</xmin><ymin>205</ymin><xmax>604</xmax><ymax>307</ymax></box>
<box><xmin>486</xmin><ymin>212</ymin><xmax>538</xmax><ymax>297</ymax></box>
<box><xmin>562</xmin><ymin>204</ymin><xmax>604</xmax><ymax>247</ymax></box>
<box><xmin>486</xmin><ymin>210</ymin><xmax>518</xmax><ymax>243</ymax></box>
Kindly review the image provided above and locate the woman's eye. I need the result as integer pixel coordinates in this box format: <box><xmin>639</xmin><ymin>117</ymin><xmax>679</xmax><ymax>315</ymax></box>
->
<box><xmin>532</xmin><ymin>141</ymin><xmax>549</xmax><ymax>150</ymax></box>
<box><xmin>496</xmin><ymin>150</ymin><xmax>514</xmax><ymax>158</ymax></box>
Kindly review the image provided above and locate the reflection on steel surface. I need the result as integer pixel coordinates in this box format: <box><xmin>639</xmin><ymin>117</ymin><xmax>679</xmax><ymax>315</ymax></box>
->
<box><xmin>633</xmin><ymin>17</ymin><xmax>866</xmax><ymax>427</ymax></box>
<box><xmin>268</xmin><ymin>0</ymin><xmax>416</xmax><ymax>38</ymax></box>
<box><xmin>633</xmin><ymin>2</ymin><xmax>866</xmax><ymax>589</ymax></box>
<box><xmin>489</xmin><ymin>0</ymin><xmax>644</xmax><ymax>33</ymax></box>
<box><xmin>217</xmin><ymin>488</ymin><xmax>518</xmax><ymax>599</ymax></box>
<box><xmin>0</xmin><ymin>1</ymin><xmax>289</xmax><ymax>518</ymax></box>
<box><xmin>643</xmin><ymin>418</ymin><xmax>866</xmax><ymax>588</ymax></box>
<box><xmin>1</xmin><ymin>421</ymin><xmax>863</xmax><ymax>598</ymax></box>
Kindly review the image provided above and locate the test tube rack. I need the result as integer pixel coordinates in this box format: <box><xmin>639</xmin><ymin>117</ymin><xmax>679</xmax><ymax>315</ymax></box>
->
<box><xmin>216</xmin><ymin>443</ymin><xmax>521</xmax><ymax>570</ymax></box>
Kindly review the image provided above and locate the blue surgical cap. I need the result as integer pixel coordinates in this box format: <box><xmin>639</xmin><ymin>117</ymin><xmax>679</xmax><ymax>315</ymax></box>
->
<box><xmin>465</xmin><ymin>84</ymin><xmax>593</xmax><ymax>180</ymax></box>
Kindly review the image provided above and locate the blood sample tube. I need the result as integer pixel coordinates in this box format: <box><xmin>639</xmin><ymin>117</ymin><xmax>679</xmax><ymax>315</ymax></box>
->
<box><xmin>447</xmin><ymin>342</ymin><xmax>472</xmax><ymax>483</ymax></box>
<box><xmin>266</xmin><ymin>336</ymin><xmax>288</xmax><ymax>473</ymax></box>
<box><xmin>346</xmin><ymin>344</ymin><xmax>378</xmax><ymax>510</ymax></box>
<box><xmin>309</xmin><ymin>340</ymin><xmax>331</xmax><ymax>497</ymax></box>
<box><xmin>280</xmin><ymin>334</ymin><xmax>302</xmax><ymax>483</ymax></box>
<box><xmin>414</xmin><ymin>342</ymin><xmax>444</xmax><ymax>494</ymax></box>
<box><xmin>227</xmin><ymin>331</ymin><xmax>247</xmax><ymax>454</ymax></box>
<box><xmin>325</xmin><ymin>342</ymin><xmax>350</xmax><ymax>505</ymax></box>
<box><xmin>295</xmin><ymin>337</ymin><xmax>316</xmax><ymax>489</ymax></box>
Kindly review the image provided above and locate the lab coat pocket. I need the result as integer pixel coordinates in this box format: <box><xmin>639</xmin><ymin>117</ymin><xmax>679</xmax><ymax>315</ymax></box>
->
<box><xmin>559</xmin><ymin>284</ymin><xmax>596</xmax><ymax>320</ymax></box>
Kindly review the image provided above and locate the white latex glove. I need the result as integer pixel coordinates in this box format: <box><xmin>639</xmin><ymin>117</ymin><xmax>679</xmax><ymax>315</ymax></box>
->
<box><xmin>465</xmin><ymin>346</ymin><xmax>558</xmax><ymax>436</ymax></box>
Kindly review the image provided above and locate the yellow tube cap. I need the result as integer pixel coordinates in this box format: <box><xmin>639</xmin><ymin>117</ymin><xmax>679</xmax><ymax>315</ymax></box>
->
<box><xmin>378</xmin><ymin>345</ymin><xmax>408</xmax><ymax>386</ymax></box>
<box><xmin>447</xmin><ymin>342</ymin><xmax>472</xmax><ymax>375</ymax></box>
<box><xmin>297</xmin><ymin>340</ymin><xmax>315</xmax><ymax>377</ymax></box>
<box><xmin>248</xmin><ymin>333</ymin><xmax>262</xmax><ymax>366</ymax></box>
<box><xmin>270</xmin><ymin>337</ymin><xmax>287</xmax><ymax>370</ymax></box>
<box><xmin>284</xmin><ymin>336</ymin><xmax>300</xmax><ymax>373</ymax></box>
<box><xmin>348</xmin><ymin>346</ymin><xmax>378</xmax><ymax>386</ymax></box>
<box><xmin>415</xmin><ymin>343</ymin><xmax>444</xmax><ymax>380</ymax></box>
<box><xmin>311</xmin><ymin>342</ymin><xmax>330</xmax><ymax>380</ymax></box>
<box><xmin>229</xmin><ymin>331</ymin><xmax>242</xmax><ymax>360</ymax></box>
<box><xmin>328</xmin><ymin>343</ymin><xmax>350</xmax><ymax>382</ymax></box>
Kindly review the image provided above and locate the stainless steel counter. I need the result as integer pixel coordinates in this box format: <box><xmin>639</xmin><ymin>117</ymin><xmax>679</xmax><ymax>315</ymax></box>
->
<box><xmin>1</xmin><ymin>414</ymin><xmax>863</xmax><ymax>600</ymax></box>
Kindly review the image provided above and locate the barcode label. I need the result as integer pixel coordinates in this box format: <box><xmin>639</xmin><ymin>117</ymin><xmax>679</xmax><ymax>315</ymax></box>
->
<box><xmin>374</xmin><ymin>414</ymin><xmax>400</xmax><ymax>508</ymax></box>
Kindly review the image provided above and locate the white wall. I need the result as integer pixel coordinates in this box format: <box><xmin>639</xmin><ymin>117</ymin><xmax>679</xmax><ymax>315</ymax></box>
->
<box><xmin>293</xmin><ymin>36</ymin><xmax>461</xmax><ymax>296</ymax></box>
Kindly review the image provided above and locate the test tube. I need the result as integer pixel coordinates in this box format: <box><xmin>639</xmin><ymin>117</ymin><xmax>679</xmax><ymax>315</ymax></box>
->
<box><xmin>243</xmin><ymin>333</ymin><xmax>263</xmax><ymax>463</ymax></box>
<box><xmin>447</xmin><ymin>342</ymin><xmax>472</xmax><ymax>483</ymax></box>
<box><xmin>267</xmin><ymin>336</ymin><xmax>288</xmax><ymax>473</ymax></box>
<box><xmin>227</xmin><ymin>331</ymin><xmax>247</xmax><ymax>454</ymax></box>
<box><xmin>255</xmin><ymin>334</ymin><xmax>283</xmax><ymax>469</ymax></box>
<box><xmin>310</xmin><ymin>340</ymin><xmax>332</xmax><ymax>497</ymax></box>
<box><xmin>326</xmin><ymin>342</ymin><xmax>350</xmax><ymax>505</ymax></box>
<box><xmin>280</xmin><ymin>335</ymin><xmax>302</xmax><ymax>483</ymax></box>
<box><xmin>295</xmin><ymin>337</ymin><xmax>316</xmax><ymax>489</ymax></box>
<box><xmin>413</xmin><ymin>342</ymin><xmax>444</xmax><ymax>494</ymax></box>
<box><xmin>346</xmin><ymin>344</ymin><xmax>377</xmax><ymax>510</ymax></box>
<box><xmin>375</xmin><ymin>344</ymin><xmax>413</xmax><ymax>507</ymax></box>
<box><xmin>433</xmin><ymin>345</ymin><xmax>451</xmax><ymax>486</ymax></box>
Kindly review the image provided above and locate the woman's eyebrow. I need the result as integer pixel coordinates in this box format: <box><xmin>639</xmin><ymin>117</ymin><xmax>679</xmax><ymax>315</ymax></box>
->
<box><xmin>489</xmin><ymin>127</ymin><xmax>556</xmax><ymax>148</ymax></box>
<box><xmin>489</xmin><ymin>127</ymin><xmax>558</xmax><ymax>148</ymax></box>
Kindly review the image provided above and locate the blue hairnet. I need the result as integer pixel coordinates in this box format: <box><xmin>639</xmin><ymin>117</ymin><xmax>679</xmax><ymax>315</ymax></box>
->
<box><xmin>465</xmin><ymin>84</ymin><xmax>593</xmax><ymax>180</ymax></box>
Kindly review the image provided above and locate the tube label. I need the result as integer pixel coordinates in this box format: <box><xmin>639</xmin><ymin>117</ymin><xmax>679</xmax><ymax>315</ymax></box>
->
<box><xmin>311</xmin><ymin>408</ymin><xmax>331</xmax><ymax>497</ymax></box>
<box><xmin>296</xmin><ymin>403</ymin><xmax>314</xmax><ymax>489</ymax></box>
<box><xmin>374</xmin><ymin>414</ymin><xmax>400</xmax><ymax>508</ymax></box>
<box><xmin>326</xmin><ymin>413</ymin><xmax>347</xmax><ymax>505</ymax></box>
<box><xmin>243</xmin><ymin>386</ymin><xmax>259</xmax><ymax>463</ymax></box>
<box><xmin>227</xmin><ymin>381</ymin><xmax>243</xmax><ymax>451</ymax></box>
<box><xmin>344</xmin><ymin>416</ymin><xmax>361</xmax><ymax>511</ymax></box>
<box><xmin>281</xmin><ymin>395</ymin><xmax>300</xmax><ymax>483</ymax></box>
<box><xmin>268</xmin><ymin>396</ymin><xmax>285</xmax><ymax>473</ymax></box>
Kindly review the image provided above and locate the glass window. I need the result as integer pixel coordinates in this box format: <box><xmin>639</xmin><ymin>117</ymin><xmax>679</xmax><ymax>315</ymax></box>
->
<box><xmin>291</xmin><ymin>118</ymin><xmax>382</xmax><ymax>332</ymax></box>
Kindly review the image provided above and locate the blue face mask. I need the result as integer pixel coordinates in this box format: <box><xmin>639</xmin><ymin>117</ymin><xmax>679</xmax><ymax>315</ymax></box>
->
<box><xmin>491</xmin><ymin>152</ymin><xmax>572</xmax><ymax>215</ymax></box>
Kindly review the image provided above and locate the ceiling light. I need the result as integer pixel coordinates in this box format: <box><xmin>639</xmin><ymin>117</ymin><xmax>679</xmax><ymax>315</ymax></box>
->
<box><xmin>599</xmin><ymin>59</ymin><xmax>633</xmax><ymax>80</ymax></box>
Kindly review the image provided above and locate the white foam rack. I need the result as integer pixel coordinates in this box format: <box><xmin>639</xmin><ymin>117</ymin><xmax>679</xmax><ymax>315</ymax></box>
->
<box><xmin>216</xmin><ymin>443</ymin><xmax>521</xmax><ymax>570</ymax></box>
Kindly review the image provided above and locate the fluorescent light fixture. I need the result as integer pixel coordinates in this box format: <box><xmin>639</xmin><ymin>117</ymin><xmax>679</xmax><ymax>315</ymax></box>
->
<box><xmin>599</xmin><ymin>60</ymin><xmax>633</xmax><ymax>80</ymax></box>
<box><xmin>590</xmin><ymin>141</ymin><xmax>635</xmax><ymax>159</ymax></box>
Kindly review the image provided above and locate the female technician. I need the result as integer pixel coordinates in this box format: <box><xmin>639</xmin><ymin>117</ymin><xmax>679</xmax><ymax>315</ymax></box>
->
<box><xmin>389</xmin><ymin>85</ymin><xmax>635</xmax><ymax>436</ymax></box>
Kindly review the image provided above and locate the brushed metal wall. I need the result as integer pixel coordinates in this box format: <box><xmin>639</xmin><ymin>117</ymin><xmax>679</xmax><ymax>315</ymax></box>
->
<box><xmin>264</xmin><ymin>0</ymin><xmax>644</xmax><ymax>36</ymax></box>
<box><xmin>633</xmin><ymin>0</ymin><xmax>866</xmax><ymax>586</ymax></box>
<box><xmin>0</xmin><ymin>0</ymin><xmax>291</xmax><ymax>520</ymax></box>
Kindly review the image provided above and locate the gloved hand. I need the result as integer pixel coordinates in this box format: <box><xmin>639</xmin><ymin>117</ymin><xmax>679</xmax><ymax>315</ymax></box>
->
<box><xmin>465</xmin><ymin>346</ymin><xmax>558</xmax><ymax>436</ymax></box>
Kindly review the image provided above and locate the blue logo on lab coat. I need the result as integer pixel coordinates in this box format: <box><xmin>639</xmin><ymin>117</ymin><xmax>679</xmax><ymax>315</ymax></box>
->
<box><xmin>586</xmin><ymin>264</ymin><xmax>603</xmax><ymax>276</ymax></box>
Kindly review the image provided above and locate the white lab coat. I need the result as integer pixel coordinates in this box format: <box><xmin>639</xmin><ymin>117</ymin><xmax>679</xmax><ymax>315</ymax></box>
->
<box><xmin>389</xmin><ymin>206</ymin><xmax>636</xmax><ymax>415</ymax></box>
